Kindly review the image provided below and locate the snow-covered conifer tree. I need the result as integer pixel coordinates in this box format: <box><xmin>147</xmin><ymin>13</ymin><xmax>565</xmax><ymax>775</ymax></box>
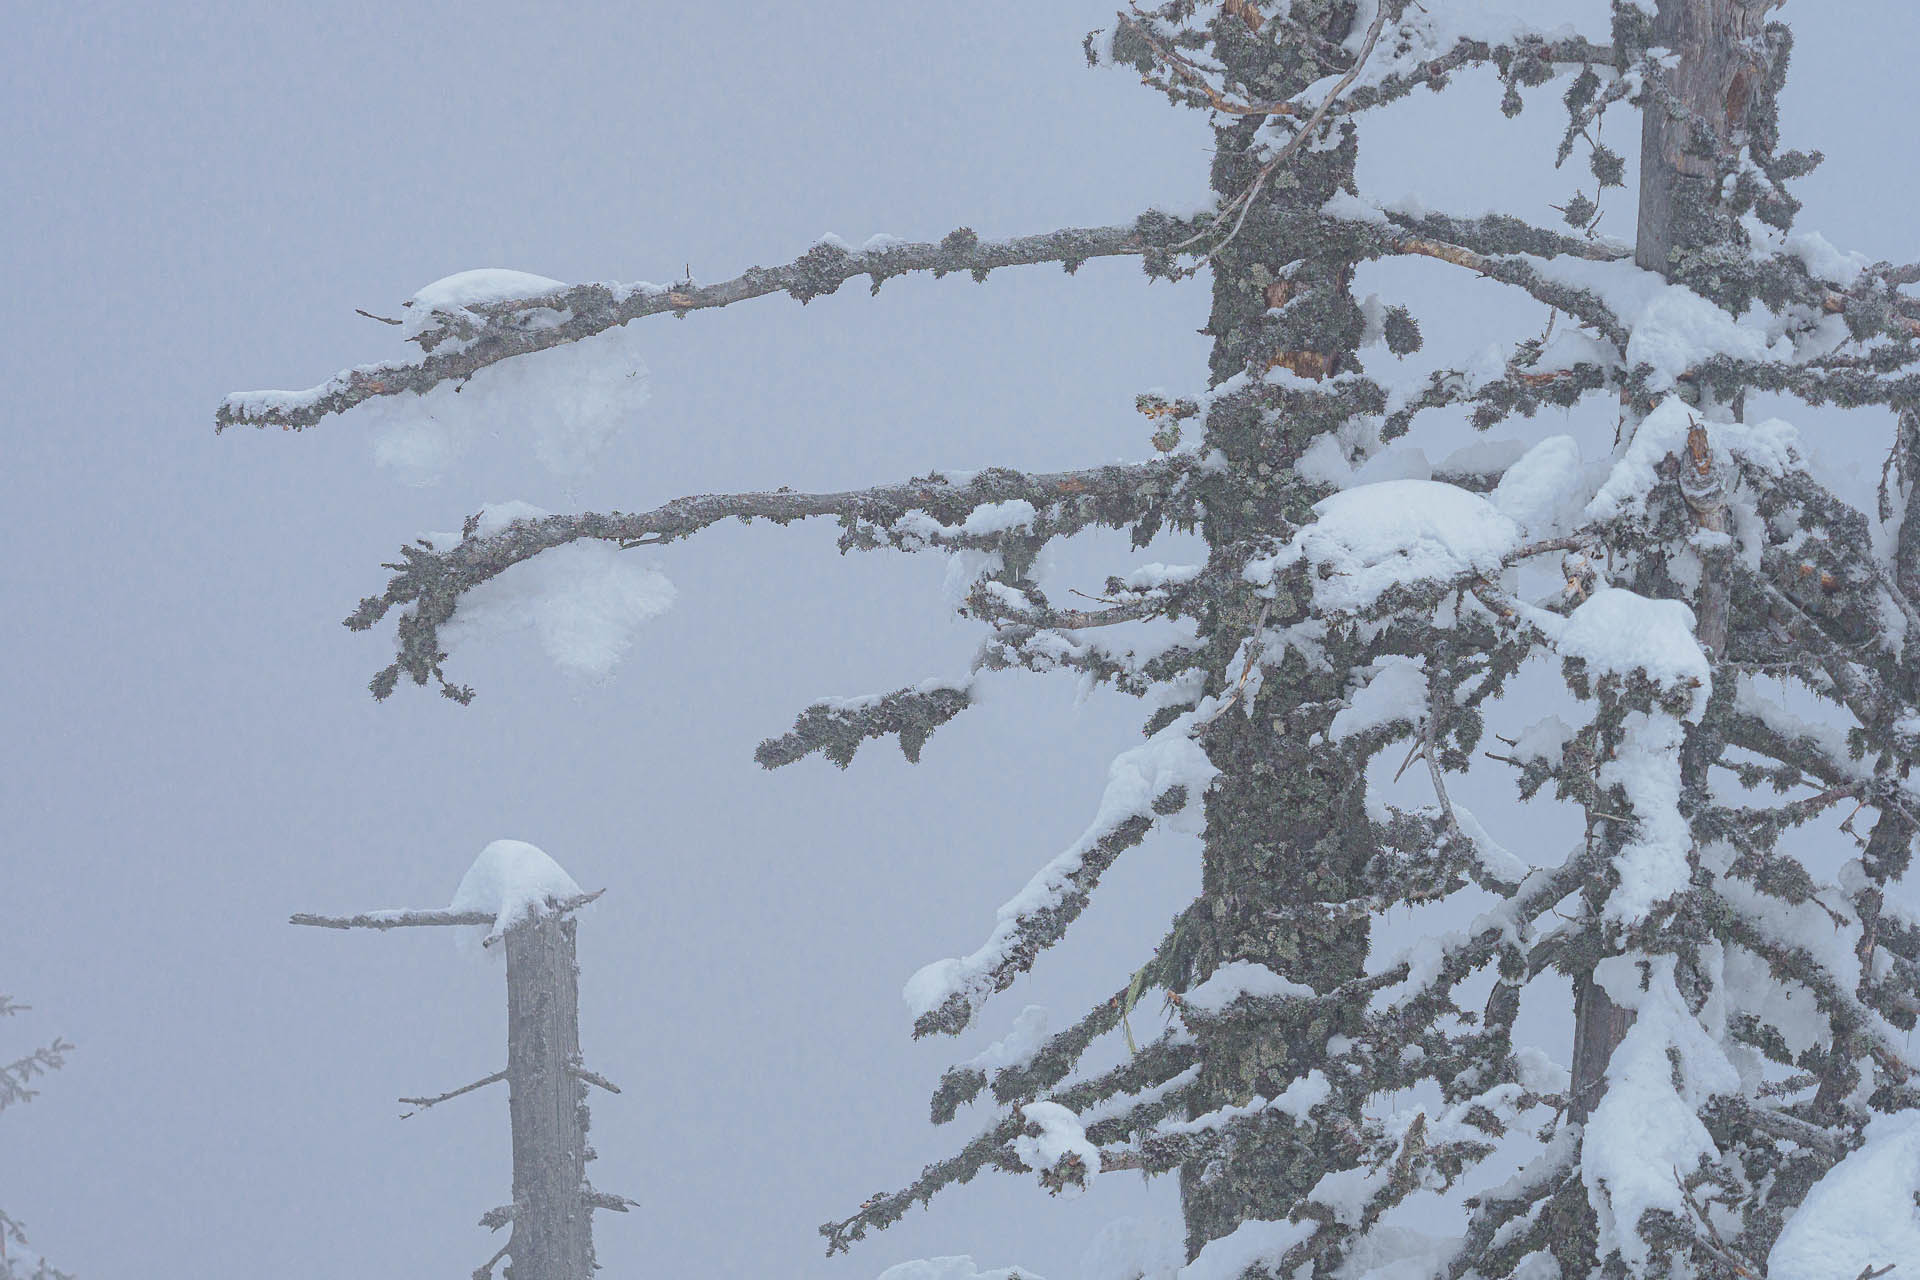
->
<box><xmin>225</xmin><ymin>1</ymin><xmax>1920</xmax><ymax>1275</ymax></box>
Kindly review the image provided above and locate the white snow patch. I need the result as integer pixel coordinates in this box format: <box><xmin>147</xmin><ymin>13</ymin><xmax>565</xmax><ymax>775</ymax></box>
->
<box><xmin>403</xmin><ymin>268</ymin><xmax>568</xmax><ymax>340</ymax></box>
<box><xmin>1785</xmin><ymin>230</ymin><xmax>1870</xmax><ymax>290</ymax></box>
<box><xmin>448</xmin><ymin>839</ymin><xmax>585</xmax><ymax>941</ymax></box>
<box><xmin>441</xmin><ymin>540</ymin><xmax>675</xmax><ymax>680</ymax></box>
<box><xmin>878</xmin><ymin>1258</ymin><xmax>1043</xmax><ymax>1280</ymax></box>
<box><xmin>1557</xmin><ymin>587</ymin><xmax>1710</xmax><ymax>700</ymax></box>
<box><xmin>1013</xmin><ymin>1101</ymin><xmax>1100</xmax><ymax>1196</ymax></box>
<box><xmin>1769</xmin><ymin>1111</ymin><xmax>1920</xmax><ymax>1280</ymax></box>
<box><xmin>1246</xmin><ymin>479</ymin><xmax>1521</xmax><ymax>612</ymax></box>
<box><xmin>1587</xmin><ymin>396</ymin><xmax>1801</xmax><ymax>525</ymax></box>
<box><xmin>1177</xmin><ymin>1216</ymin><xmax>1316</xmax><ymax>1280</ymax></box>
<box><xmin>1583</xmin><ymin>953</ymin><xmax>1740</xmax><ymax>1275</ymax></box>
<box><xmin>1329</xmin><ymin>656</ymin><xmax>1428</xmax><ymax>741</ymax></box>
<box><xmin>1491</xmin><ymin>435</ymin><xmax>1587</xmax><ymax>538</ymax></box>
<box><xmin>368</xmin><ymin>320</ymin><xmax>650</xmax><ymax>482</ymax></box>
<box><xmin>1181</xmin><ymin>961</ymin><xmax>1313</xmax><ymax>1014</ymax></box>
<box><xmin>964</xmin><ymin>1006</ymin><xmax>1051</xmax><ymax>1076</ymax></box>
<box><xmin>1626</xmin><ymin>284</ymin><xmax>1785</xmax><ymax>390</ymax></box>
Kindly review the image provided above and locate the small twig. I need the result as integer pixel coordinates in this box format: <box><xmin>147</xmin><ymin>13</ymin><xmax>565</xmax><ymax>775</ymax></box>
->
<box><xmin>1674</xmin><ymin>1170</ymin><xmax>1762</xmax><ymax>1277</ymax></box>
<box><xmin>1201</xmin><ymin>598</ymin><xmax>1275</xmax><ymax>724</ymax></box>
<box><xmin>355</xmin><ymin>308</ymin><xmax>403</xmax><ymax>325</ymax></box>
<box><xmin>1423</xmin><ymin>703</ymin><xmax>1463</xmax><ymax>840</ymax></box>
<box><xmin>399</xmin><ymin>1069</ymin><xmax>507</xmax><ymax>1118</ymax></box>
<box><xmin>471</xmin><ymin>1239</ymin><xmax>511</xmax><ymax>1280</ymax></box>
<box><xmin>1391</xmin><ymin>737</ymin><xmax>1424</xmax><ymax>783</ymax></box>
<box><xmin>569</xmin><ymin>1065</ymin><xmax>622</xmax><ymax>1095</ymax></box>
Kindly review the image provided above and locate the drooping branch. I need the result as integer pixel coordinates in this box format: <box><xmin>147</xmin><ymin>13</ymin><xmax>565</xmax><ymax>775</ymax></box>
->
<box><xmin>353</xmin><ymin>459</ymin><xmax>1196</xmax><ymax>702</ymax></box>
<box><xmin>931</xmin><ymin>908</ymin><xmax>1199</xmax><ymax>1123</ymax></box>
<box><xmin>216</xmin><ymin>224</ymin><xmax>1146</xmax><ymax>432</ymax></box>
<box><xmin>912</xmin><ymin>810</ymin><xmax>1165</xmax><ymax>1040</ymax></box>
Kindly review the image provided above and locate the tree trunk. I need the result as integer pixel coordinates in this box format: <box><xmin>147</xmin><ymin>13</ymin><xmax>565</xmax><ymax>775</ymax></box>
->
<box><xmin>504</xmin><ymin>913</ymin><xmax>594</xmax><ymax>1280</ymax></box>
<box><xmin>1568</xmin><ymin>0</ymin><xmax>1780</xmax><ymax>1138</ymax></box>
<box><xmin>1178</xmin><ymin>0</ymin><xmax>1375</xmax><ymax>1259</ymax></box>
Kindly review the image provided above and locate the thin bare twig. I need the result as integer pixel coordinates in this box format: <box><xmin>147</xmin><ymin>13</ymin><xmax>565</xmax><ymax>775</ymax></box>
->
<box><xmin>399</xmin><ymin>1069</ymin><xmax>507</xmax><ymax>1118</ymax></box>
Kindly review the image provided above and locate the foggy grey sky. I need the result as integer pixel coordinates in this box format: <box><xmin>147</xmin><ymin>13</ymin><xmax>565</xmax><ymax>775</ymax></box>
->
<box><xmin>4</xmin><ymin>4</ymin><xmax>1916</xmax><ymax>1278</ymax></box>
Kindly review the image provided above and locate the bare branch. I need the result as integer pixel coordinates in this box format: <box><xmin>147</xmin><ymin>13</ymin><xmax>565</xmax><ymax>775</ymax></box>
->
<box><xmin>399</xmin><ymin>1069</ymin><xmax>506</xmax><ymax>1118</ymax></box>
<box><xmin>584</xmin><ymin>1188</ymin><xmax>637</xmax><ymax>1212</ymax></box>
<box><xmin>1372</xmin><ymin>233</ymin><xmax>1627</xmax><ymax>347</ymax></box>
<box><xmin>217</xmin><ymin>224</ymin><xmax>1144</xmax><ymax>432</ymax></box>
<box><xmin>352</xmin><ymin>458</ymin><xmax>1194</xmax><ymax>702</ymax></box>
<box><xmin>569</xmin><ymin>1066</ymin><xmax>621</xmax><ymax>1095</ymax></box>
<box><xmin>471</xmin><ymin>1239</ymin><xmax>511</xmax><ymax>1280</ymax></box>
<box><xmin>290</xmin><ymin>889</ymin><xmax>604</xmax><ymax>931</ymax></box>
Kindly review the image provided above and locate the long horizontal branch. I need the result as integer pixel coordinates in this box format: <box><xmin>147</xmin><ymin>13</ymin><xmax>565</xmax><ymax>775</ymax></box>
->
<box><xmin>289</xmin><ymin>889</ymin><xmax>604</xmax><ymax>930</ymax></box>
<box><xmin>352</xmin><ymin>458</ymin><xmax>1193</xmax><ymax>701</ymax></box>
<box><xmin>217</xmin><ymin>224</ymin><xmax>1145</xmax><ymax>432</ymax></box>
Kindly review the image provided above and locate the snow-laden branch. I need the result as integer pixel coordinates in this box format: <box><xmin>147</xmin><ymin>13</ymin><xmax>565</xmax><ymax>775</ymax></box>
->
<box><xmin>351</xmin><ymin>458</ymin><xmax>1195</xmax><ymax>702</ymax></box>
<box><xmin>905</xmin><ymin>707</ymin><xmax>1215</xmax><ymax>1038</ymax></box>
<box><xmin>216</xmin><ymin>223</ymin><xmax>1145</xmax><ymax>432</ymax></box>
<box><xmin>931</xmin><ymin>908</ymin><xmax>1198</xmax><ymax>1123</ymax></box>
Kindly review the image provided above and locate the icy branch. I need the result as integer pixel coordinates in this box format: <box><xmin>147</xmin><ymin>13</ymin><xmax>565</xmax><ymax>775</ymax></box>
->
<box><xmin>217</xmin><ymin>224</ymin><xmax>1144</xmax><ymax>432</ymax></box>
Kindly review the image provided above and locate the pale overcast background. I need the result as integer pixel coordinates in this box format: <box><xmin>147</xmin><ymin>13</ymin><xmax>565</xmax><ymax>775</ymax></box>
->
<box><xmin>4</xmin><ymin>3</ymin><xmax>1915</xmax><ymax>1278</ymax></box>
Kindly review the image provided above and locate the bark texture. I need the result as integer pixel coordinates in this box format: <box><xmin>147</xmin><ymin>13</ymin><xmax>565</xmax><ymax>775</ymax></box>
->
<box><xmin>504</xmin><ymin>914</ymin><xmax>594</xmax><ymax>1280</ymax></box>
<box><xmin>1177</xmin><ymin>0</ymin><xmax>1374</xmax><ymax>1258</ymax></box>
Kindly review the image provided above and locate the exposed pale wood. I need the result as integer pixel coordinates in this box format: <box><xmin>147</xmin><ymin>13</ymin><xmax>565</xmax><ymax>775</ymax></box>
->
<box><xmin>503</xmin><ymin>913</ymin><xmax>594</xmax><ymax>1280</ymax></box>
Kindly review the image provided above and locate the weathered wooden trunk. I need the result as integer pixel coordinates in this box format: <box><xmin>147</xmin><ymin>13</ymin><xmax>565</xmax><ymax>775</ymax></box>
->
<box><xmin>503</xmin><ymin>913</ymin><xmax>594</xmax><ymax>1280</ymax></box>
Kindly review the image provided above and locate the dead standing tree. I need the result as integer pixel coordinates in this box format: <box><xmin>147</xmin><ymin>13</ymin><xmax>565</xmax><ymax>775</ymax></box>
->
<box><xmin>230</xmin><ymin>2</ymin><xmax>1920</xmax><ymax>1276</ymax></box>
<box><xmin>293</xmin><ymin>845</ymin><xmax>629</xmax><ymax>1280</ymax></box>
